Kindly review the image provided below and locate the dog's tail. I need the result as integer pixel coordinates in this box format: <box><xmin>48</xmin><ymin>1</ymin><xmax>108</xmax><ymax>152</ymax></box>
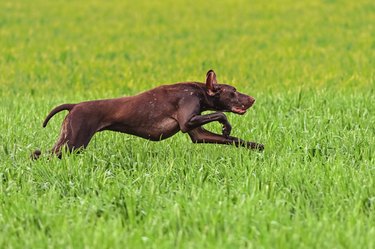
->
<box><xmin>31</xmin><ymin>104</ymin><xmax>75</xmax><ymax>160</ymax></box>
<box><xmin>43</xmin><ymin>103</ymin><xmax>75</xmax><ymax>127</ymax></box>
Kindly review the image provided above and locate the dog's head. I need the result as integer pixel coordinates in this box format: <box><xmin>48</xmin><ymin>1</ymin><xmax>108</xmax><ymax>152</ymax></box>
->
<box><xmin>205</xmin><ymin>70</ymin><xmax>255</xmax><ymax>115</ymax></box>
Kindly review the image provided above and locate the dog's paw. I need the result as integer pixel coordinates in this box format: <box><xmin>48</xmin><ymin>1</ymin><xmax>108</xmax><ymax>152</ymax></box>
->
<box><xmin>248</xmin><ymin>142</ymin><xmax>264</xmax><ymax>151</ymax></box>
<box><xmin>30</xmin><ymin>150</ymin><xmax>42</xmax><ymax>160</ymax></box>
<box><xmin>222</xmin><ymin>123</ymin><xmax>232</xmax><ymax>137</ymax></box>
<box><xmin>257</xmin><ymin>143</ymin><xmax>265</xmax><ymax>151</ymax></box>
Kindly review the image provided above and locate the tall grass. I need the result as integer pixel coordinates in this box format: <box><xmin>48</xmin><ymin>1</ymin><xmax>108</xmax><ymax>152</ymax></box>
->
<box><xmin>0</xmin><ymin>0</ymin><xmax>374</xmax><ymax>248</ymax></box>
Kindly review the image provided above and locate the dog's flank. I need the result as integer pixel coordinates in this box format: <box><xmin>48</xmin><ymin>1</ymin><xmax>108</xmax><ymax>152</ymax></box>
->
<box><xmin>32</xmin><ymin>70</ymin><xmax>264</xmax><ymax>159</ymax></box>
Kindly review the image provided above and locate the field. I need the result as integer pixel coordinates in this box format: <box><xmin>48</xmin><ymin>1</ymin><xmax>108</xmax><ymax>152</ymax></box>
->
<box><xmin>1</xmin><ymin>0</ymin><xmax>374</xmax><ymax>248</ymax></box>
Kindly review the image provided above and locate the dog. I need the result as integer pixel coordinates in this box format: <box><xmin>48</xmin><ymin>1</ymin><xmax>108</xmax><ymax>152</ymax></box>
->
<box><xmin>32</xmin><ymin>70</ymin><xmax>264</xmax><ymax>159</ymax></box>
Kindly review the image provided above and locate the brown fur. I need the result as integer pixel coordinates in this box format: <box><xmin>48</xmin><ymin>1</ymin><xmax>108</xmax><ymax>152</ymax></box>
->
<box><xmin>32</xmin><ymin>70</ymin><xmax>263</xmax><ymax>159</ymax></box>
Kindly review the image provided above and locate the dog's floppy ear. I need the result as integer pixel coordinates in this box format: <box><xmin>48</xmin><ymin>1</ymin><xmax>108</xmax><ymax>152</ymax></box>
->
<box><xmin>206</xmin><ymin>70</ymin><xmax>218</xmax><ymax>96</ymax></box>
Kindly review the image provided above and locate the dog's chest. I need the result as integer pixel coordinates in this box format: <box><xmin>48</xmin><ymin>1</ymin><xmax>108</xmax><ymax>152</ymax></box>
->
<box><xmin>154</xmin><ymin>117</ymin><xmax>178</xmax><ymax>130</ymax></box>
<box><xmin>138</xmin><ymin>117</ymin><xmax>179</xmax><ymax>141</ymax></box>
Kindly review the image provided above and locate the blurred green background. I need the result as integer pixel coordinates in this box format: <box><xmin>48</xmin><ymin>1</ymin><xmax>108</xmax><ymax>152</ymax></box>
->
<box><xmin>1</xmin><ymin>0</ymin><xmax>374</xmax><ymax>99</ymax></box>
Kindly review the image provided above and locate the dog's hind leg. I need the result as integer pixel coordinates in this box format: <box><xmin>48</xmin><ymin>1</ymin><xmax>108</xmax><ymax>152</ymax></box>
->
<box><xmin>51</xmin><ymin>115</ymin><xmax>96</xmax><ymax>158</ymax></box>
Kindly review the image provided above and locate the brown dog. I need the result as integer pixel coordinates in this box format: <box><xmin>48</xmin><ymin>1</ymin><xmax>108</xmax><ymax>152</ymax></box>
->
<box><xmin>32</xmin><ymin>70</ymin><xmax>263</xmax><ymax>159</ymax></box>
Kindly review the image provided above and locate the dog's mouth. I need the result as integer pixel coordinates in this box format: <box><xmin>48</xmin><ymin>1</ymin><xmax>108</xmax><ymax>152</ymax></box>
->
<box><xmin>231</xmin><ymin>106</ymin><xmax>247</xmax><ymax>115</ymax></box>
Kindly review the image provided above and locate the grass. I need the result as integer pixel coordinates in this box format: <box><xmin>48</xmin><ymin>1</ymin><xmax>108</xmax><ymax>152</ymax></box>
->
<box><xmin>0</xmin><ymin>0</ymin><xmax>374</xmax><ymax>248</ymax></box>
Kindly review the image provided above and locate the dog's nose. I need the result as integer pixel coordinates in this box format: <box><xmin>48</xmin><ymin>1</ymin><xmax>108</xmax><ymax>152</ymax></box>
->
<box><xmin>249</xmin><ymin>96</ymin><xmax>255</xmax><ymax>105</ymax></box>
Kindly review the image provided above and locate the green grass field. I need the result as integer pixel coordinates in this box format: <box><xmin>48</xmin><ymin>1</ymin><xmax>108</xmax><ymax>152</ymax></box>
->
<box><xmin>1</xmin><ymin>0</ymin><xmax>374</xmax><ymax>248</ymax></box>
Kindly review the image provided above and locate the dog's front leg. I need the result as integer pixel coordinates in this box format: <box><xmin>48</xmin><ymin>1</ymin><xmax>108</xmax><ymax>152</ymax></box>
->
<box><xmin>186</xmin><ymin>112</ymin><xmax>232</xmax><ymax>137</ymax></box>
<box><xmin>177</xmin><ymin>98</ymin><xmax>231</xmax><ymax>137</ymax></box>
<box><xmin>188</xmin><ymin>127</ymin><xmax>264</xmax><ymax>151</ymax></box>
